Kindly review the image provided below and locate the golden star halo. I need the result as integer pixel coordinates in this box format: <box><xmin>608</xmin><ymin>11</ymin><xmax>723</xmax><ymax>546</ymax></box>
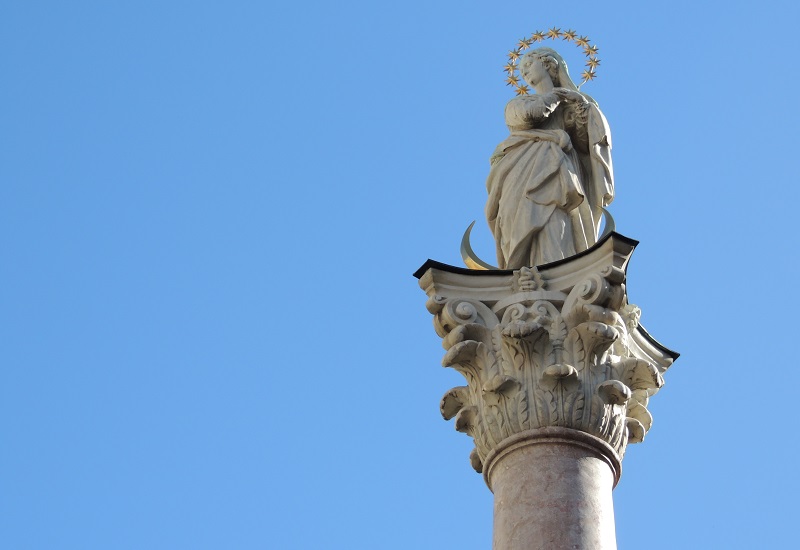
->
<box><xmin>583</xmin><ymin>44</ymin><xmax>599</xmax><ymax>55</ymax></box>
<box><xmin>504</xmin><ymin>29</ymin><xmax>601</xmax><ymax>94</ymax></box>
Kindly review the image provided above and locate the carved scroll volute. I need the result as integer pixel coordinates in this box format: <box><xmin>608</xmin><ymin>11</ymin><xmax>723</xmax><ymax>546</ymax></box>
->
<box><xmin>563</xmin><ymin>269</ymin><xmax>621</xmax><ymax>328</ymax></box>
<box><xmin>429</xmin><ymin>296</ymin><xmax>498</xmax><ymax>339</ymax></box>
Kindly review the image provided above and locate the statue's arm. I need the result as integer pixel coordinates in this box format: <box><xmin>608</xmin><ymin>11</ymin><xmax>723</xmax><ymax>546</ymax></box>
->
<box><xmin>504</xmin><ymin>93</ymin><xmax>560</xmax><ymax>129</ymax></box>
<box><xmin>587</xmin><ymin>105</ymin><xmax>614</xmax><ymax>206</ymax></box>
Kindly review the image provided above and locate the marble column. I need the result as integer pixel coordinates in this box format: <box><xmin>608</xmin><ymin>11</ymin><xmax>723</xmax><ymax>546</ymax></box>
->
<box><xmin>415</xmin><ymin>234</ymin><xmax>677</xmax><ymax>550</ymax></box>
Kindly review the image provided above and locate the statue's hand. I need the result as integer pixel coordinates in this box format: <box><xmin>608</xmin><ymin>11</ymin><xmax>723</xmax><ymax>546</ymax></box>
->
<box><xmin>553</xmin><ymin>88</ymin><xmax>587</xmax><ymax>104</ymax></box>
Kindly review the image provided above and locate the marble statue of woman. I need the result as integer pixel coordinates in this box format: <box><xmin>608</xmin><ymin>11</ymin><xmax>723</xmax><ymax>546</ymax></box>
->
<box><xmin>485</xmin><ymin>47</ymin><xmax>614</xmax><ymax>269</ymax></box>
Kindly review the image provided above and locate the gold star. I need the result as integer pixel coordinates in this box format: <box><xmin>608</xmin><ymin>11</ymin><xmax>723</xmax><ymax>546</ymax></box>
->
<box><xmin>583</xmin><ymin>44</ymin><xmax>599</xmax><ymax>55</ymax></box>
<box><xmin>562</xmin><ymin>29</ymin><xmax>577</xmax><ymax>41</ymax></box>
<box><xmin>575</xmin><ymin>35</ymin><xmax>590</xmax><ymax>47</ymax></box>
<box><xmin>504</xmin><ymin>62</ymin><xmax>517</xmax><ymax>74</ymax></box>
<box><xmin>532</xmin><ymin>31</ymin><xmax>545</xmax><ymax>42</ymax></box>
<box><xmin>517</xmin><ymin>37</ymin><xmax>533</xmax><ymax>50</ymax></box>
<box><xmin>586</xmin><ymin>57</ymin><xmax>600</xmax><ymax>69</ymax></box>
<box><xmin>505</xmin><ymin>75</ymin><xmax>520</xmax><ymax>86</ymax></box>
<box><xmin>515</xmin><ymin>85</ymin><xmax>530</xmax><ymax>95</ymax></box>
<box><xmin>508</xmin><ymin>49</ymin><xmax>521</xmax><ymax>61</ymax></box>
<box><xmin>547</xmin><ymin>27</ymin><xmax>562</xmax><ymax>39</ymax></box>
<box><xmin>581</xmin><ymin>70</ymin><xmax>597</xmax><ymax>81</ymax></box>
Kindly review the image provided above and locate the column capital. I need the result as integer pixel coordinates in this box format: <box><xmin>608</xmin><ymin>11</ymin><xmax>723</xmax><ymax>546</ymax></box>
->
<box><xmin>416</xmin><ymin>233</ymin><xmax>677</xmax><ymax>477</ymax></box>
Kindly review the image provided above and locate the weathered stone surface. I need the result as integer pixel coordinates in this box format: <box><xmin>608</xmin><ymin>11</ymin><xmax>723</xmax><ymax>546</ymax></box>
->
<box><xmin>416</xmin><ymin>233</ymin><xmax>677</xmax><ymax>475</ymax></box>
<box><xmin>486</xmin><ymin>428</ymin><xmax>619</xmax><ymax>550</ymax></box>
<box><xmin>484</xmin><ymin>47</ymin><xmax>614</xmax><ymax>269</ymax></box>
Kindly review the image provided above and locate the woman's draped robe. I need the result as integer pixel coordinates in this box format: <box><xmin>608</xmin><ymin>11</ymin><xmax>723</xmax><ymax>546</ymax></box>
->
<box><xmin>485</xmin><ymin>92</ymin><xmax>614</xmax><ymax>269</ymax></box>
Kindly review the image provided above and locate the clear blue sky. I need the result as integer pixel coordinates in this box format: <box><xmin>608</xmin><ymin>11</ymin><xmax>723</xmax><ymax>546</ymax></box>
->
<box><xmin>2</xmin><ymin>1</ymin><xmax>799</xmax><ymax>548</ymax></box>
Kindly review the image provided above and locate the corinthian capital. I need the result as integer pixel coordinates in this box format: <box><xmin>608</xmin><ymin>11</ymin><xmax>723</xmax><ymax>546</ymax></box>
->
<box><xmin>415</xmin><ymin>234</ymin><xmax>677</xmax><ymax>475</ymax></box>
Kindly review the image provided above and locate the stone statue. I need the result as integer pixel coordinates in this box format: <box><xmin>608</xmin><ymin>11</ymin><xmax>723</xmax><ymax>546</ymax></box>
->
<box><xmin>485</xmin><ymin>47</ymin><xmax>614</xmax><ymax>269</ymax></box>
<box><xmin>418</xmin><ymin>34</ymin><xmax>678</xmax><ymax>549</ymax></box>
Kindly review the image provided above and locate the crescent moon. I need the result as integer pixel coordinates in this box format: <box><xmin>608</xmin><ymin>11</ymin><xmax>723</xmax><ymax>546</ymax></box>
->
<box><xmin>460</xmin><ymin>221</ymin><xmax>498</xmax><ymax>270</ymax></box>
<box><xmin>461</xmin><ymin>210</ymin><xmax>614</xmax><ymax>271</ymax></box>
<box><xmin>599</xmin><ymin>207</ymin><xmax>616</xmax><ymax>239</ymax></box>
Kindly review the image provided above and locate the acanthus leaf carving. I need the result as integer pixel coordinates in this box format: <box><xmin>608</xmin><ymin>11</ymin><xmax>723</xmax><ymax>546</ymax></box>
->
<box><xmin>626</xmin><ymin>400</ymin><xmax>653</xmax><ymax>433</ymax></box>
<box><xmin>441</xmin><ymin>386</ymin><xmax>470</xmax><ymax>421</ymax></box>
<box><xmin>469</xmin><ymin>448</ymin><xmax>483</xmax><ymax>473</ymax></box>
<box><xmin>625</xmin><ymin>417</ymin><xmax>646</xmax><ymax>444</ymax></box>
<box><xmin>418</xmin><ymin>236</ymin><xmax>677</xmax><ymax>471</ymax></box>
<box><xmin>597</xmin><ymin>380</ymin><xmax>632</xmax><ymax>405</ymax></box>
<box><xmin>454</xmin><ymin>406</ymin><xmax>478</xmax><ymax>434</ymax></box>
<box><xmin>620</xmin><ymin>358</ymin><xmax>664</xmax><ymax>392</ymax></box>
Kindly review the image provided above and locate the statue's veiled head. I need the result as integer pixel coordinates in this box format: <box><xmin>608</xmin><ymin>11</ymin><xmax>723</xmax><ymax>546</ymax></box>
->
<box><xmin>519</xmin><ymin>47</ymin><xmax>578</xmax><ymax>92</ymax></box>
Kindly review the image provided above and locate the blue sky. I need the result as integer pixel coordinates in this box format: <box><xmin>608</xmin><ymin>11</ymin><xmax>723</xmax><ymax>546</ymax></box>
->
<box><xmin>3</xmin><ymin>1</ymin><xmax>800</xmax><ymax>548</ymax></box>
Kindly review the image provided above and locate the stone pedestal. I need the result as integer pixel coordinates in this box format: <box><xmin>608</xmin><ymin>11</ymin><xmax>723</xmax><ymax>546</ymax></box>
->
<box><xmin>415</xmin><ymin>233</ymin><xmax>677</xmax><ymax>550</ymax></box>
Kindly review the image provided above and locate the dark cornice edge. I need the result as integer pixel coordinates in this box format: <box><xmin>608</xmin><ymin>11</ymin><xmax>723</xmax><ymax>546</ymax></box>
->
<box><xmin>413</xmin><ymin>231</ymin><xmax>639</xmax><ymax>279</ymax></box>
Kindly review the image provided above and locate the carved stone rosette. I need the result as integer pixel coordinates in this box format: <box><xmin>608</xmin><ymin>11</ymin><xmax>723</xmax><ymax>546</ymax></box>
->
<box><xmin>415</xmin><ymin>234</ymin><xmax>677</xmax><ymax>477</ymax></box>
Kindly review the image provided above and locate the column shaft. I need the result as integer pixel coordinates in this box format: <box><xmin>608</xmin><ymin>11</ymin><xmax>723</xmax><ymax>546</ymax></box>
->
<box><xmin>486</xmin><ymin>430</ymin><xmax>619</xmax><ymax>550</ymax></box>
